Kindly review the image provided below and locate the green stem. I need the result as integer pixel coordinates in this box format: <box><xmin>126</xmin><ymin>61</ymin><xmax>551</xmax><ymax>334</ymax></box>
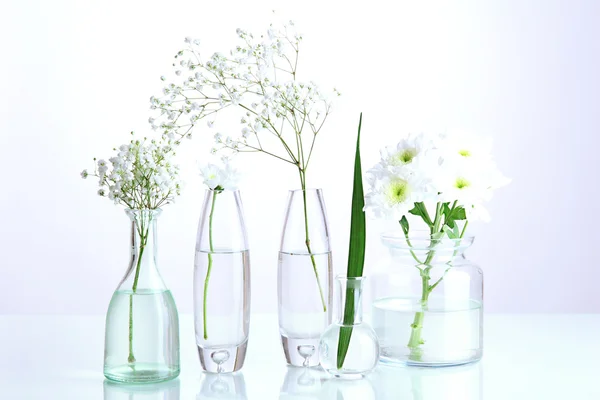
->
<box><xmin>203</xmin><ymin>190</ymin><xmax>219</xmax><ymax>340</ymax></box>
<box><xmin>406</xmin><ymin>202</ymin><xmax>442</xmax><ymax>361</ymax></box>
<box><xmin>299</xmin><ymin>170</ymin><xmax>327</xmax><ymax>312</ymax></box>
<box><xmin>128</xmin><ymin>219</ymin><xmax>149</xmax><ymax>364</ymax></box>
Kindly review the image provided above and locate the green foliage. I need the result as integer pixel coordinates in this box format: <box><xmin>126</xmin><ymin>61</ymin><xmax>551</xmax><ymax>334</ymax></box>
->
<box><xmin>337</xmin><ymin>113</ymin><xmax>365</xmax><ymax>369</ymax></box>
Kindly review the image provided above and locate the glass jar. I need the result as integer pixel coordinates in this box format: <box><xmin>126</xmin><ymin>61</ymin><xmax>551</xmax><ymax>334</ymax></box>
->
<box><xmin>104</xmin><ymin>209</ymin><xmax>180</xmax><ymax>383</ymax></box>
<box><xmin>278</xmin><ymin>189</ymin><xmax>333</xmax><ymax>367</ymax></box>
<box><xmin>319</xmin><ymin>276</ymin><xmax>379</xmax><ymax>379</ymax></box>
<box><xmin>194</xmin><ymin>189</ymin><xmax>251</xmax><ymax>373</ymax></box>
<box><xmin>371</xmin><ymin>231</ymin><xmax>482</xmax><ymax>367</ymax></box>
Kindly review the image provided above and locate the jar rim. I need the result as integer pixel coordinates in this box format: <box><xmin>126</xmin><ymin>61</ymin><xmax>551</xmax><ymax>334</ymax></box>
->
<box><xmin>381</xmin><ymin>230</ymin><xmax>474</xmax><ymax>250</ymax></box>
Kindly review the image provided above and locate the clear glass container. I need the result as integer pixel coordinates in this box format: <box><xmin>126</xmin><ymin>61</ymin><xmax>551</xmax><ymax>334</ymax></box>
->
<box><xmin>319</xmin><ymin>276</ymin><xmax>379</xmax><ymax>379</ymax></box>
<box><xmin>278</xmin><ymin>189</ymin><xmax>333</xmax><ymax>367</ymax></box>
<box><xmin>104</xmin><ymin>209</ymin><xmax>180</xmax><ymax>383</ymax></box>
<box><xmin>371</xmin><ymin>231</ymin><xmax>482</xmax><ymax>367</ymax></box>
<box><xmin>194</xmin><ymin>189</ymin><xmax>251</xmax><ymax>373</ymax></box>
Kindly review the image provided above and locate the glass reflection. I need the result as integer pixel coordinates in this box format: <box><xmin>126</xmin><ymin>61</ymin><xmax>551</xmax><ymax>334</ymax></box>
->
<box><xmin>279</xmin><ymin>366</ymin><xmax>329</xmax><ymax>399</ymax></box>
<box><xmin>320</xmin><ymin>378</ymin><xmax>376</xmax><ymax>400</ymax></box>
<box><xmin>103</xmin><ymin>378</ymin><xmax>180</xmax><ymax>400</ymax></box>
<box><xmin>370</xmin><ymin>362</ymin><xmax>483</xmax><ymax>400</ymax></box>
<box><xmin>197</xmin><ymin>372</ymin><xmax>247</xmax><ymax>400</ymax></box>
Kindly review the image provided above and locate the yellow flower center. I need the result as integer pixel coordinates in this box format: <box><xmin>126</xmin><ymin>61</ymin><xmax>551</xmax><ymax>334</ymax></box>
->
<box><xmin>386</xmin><ymin>178</ymin><xmax>411</xmax><ymax>204</ymax></box>
<box><xmin>458</xmin><ymin>149</ymin><xmax>471</xmax><ymax>157</ymax></box>
<box><xmin>391</xmin><ymin>148</ymin><xmax>417</xmax><ymax>165</ymax></box>
<box><xmin>455</xmin><ymin>177</ymin><xmax>470</xmax><ymax>189</ymax></box>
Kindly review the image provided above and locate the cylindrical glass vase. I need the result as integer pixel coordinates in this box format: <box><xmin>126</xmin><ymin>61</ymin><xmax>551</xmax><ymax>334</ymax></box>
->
<box><xmin>104</xmin><ymin>209</ymin><xmax>180</xmax><ymax>383</ymax></box>
<box><xmin>278</xmin><ymin>188</ymin><xmax>333</xmax><ymax>367</ymax></box>
<box><xmin>319</xmin><ymin>276</ymin><xmax>379</xmax><ymax>379</ymax></box>
<box><xmin>194</xmin><ymin>189</ymin><xmax>251</xmax><ymax>373</ymax></box>
<box><xmin>371</xmin><ymin>231</ymin><xmax>482</xmax><ymax>367</ymax></box>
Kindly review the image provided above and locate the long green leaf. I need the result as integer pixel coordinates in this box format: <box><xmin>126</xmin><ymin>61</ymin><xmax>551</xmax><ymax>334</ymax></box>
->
<box><xmin>336</xmin><ymin>113</ymin><xmax>366</xmax><ymax>369</ymax></box>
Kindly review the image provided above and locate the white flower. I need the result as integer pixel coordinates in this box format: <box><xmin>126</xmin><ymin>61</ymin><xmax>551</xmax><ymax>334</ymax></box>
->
<box><xmin>199</xmin><ymin>159</ymin><xmax>241</xmax><ymax>191</ymax></box>
<box><xmin>80</xmin><ymin>169</ymin><xmax>88</xmax><ymax>179</ymax></box>
<box><xmin>98</xmin><ymin>188</ymin><xmax>106</xmax><ymax>197</ymax></box>
<box><xmin>364</xmin><ymin>163</ymin><xmax>434</xmax><ymax>220</ymax></box>
<box><xmin>365</xmin><ymin>131</ymin><xmax>509</xmax><ymax>223</ymax></box>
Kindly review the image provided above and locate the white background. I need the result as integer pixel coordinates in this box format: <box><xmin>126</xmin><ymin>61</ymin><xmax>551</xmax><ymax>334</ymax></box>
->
<box><xmin>1</xmin><ymin>0</ymin><xmax>598</xmax><ymax>315</ymax></box>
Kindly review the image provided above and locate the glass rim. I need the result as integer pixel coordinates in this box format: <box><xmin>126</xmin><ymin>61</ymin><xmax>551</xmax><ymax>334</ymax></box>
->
<box><xmin>381</xmin><ymin>230</ymin><xmax>474</xmax><ymax>250</ymax></box>
<box><xmin>124</xmin><ymin>208</ymin><xmax>163</xmax><ymax>214</ymax></box>
<box><xmin>288</xmin><ymin>188</ymin><xmax>323</xmax><ymax>193</ymax></box>
<box><xmin>335</xmin><ymin>274</ymin><xmax>367</xmax><ymax>282</ymax></box>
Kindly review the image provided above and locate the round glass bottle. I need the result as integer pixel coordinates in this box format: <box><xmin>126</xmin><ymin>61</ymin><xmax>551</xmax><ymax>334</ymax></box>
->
<box><xmin>194</xmin><ymin>189</ymin><xmax>251</xmax><ymax>373</ymax></box>
<box><xmin>319</xmin><ymin>276</ymin><xmax>379</xmax><ymax>379</ymax></box>
<box><xmin>104</xmin><ymin>209</ymin><xmax>180</xmax><ymax>383</ymax></box>
<box><xmin>371</xmin><ymin>231</ymin><xmax>482</xmax><ymax>367</ymax></box>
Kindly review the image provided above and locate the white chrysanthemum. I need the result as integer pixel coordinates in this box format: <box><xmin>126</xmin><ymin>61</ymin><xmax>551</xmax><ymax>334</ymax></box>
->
<box><xmin>364</xmin><ymin>164</ymin><xmax>434</xmax><ymax>220</ymax></box>
<box><xmin>438</xmin><ymin>130</ymin><xmax>492</xmax><ymax>163</ymax></box>
<box><xmin>199</xmin><ymin>159</ymin><xmax>241</xmax><ymax>191</ymax></box>
<box><xmin>436</xmin><ymin>156</ymin><xmax>510</xmax><ymax>221</ymax></box>
<box><xmin>380</xmin><ymin>132</ymin><xmax>436</xmax><ymax>168</ymax></box>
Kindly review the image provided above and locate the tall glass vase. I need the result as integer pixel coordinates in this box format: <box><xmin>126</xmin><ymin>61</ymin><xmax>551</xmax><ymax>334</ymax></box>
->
<box><xmin>194</xmin><ymin>189</ymin><xmax>251</xmax><ymax>373</ymax></box>
<box><xmin>104</xmin><ymin>209</ymin><xmax>180</xmax><ymax>383</ymax></box>
<box><xmin>278</xmin><ymin>188</ymin><xmax>333</xmax><ymax>367</ymax></box>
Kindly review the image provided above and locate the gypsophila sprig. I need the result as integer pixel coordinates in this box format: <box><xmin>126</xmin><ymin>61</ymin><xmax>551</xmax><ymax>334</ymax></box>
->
<box><xmin>82</xmin><ymin>133</ymin><xmax>182</xmax><ymax>209</ymax></box>
<box><xmin>152</xmin><ymin>20</ymin><xmax>339</xmax><ymax>312</ymax></box>
<box><xmin>150</xmin><ymin>21</ymin><xmax>339</xmax><ymax>169</ymax></box>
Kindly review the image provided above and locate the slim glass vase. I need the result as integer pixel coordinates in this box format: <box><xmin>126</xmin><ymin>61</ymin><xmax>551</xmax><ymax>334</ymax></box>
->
<box><xmin>319</xmin><ymin>276</ymin><xmax>379</xmax><ymax>379</ymax></box>
<box><xmin>104</xmin><ymin>209</ymin><xmax>180</xmax><ymax>383</ymax></box>
<box><xmin>278</xmin><ymin>188</ymin><xmax>333</xmax><ymax>367</ymax></box>
<box><xmin>194</xmin><ymin>189</ymin><xmax>251</xmax><ymax>373</ymax></box>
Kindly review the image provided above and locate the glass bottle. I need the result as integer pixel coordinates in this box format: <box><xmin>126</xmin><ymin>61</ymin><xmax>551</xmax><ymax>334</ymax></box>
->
<box><xmin>278</xmin><ymin>189</ymin><xmax>333</xmax><ymax>367</ymax></box>
<box><xmin>319</xmin><ymin>276</ymin><xmax>379</xmax><ymax>379</ymax></box>
<box><xmin>104</xmin><ymin>209</ymin><xmax>180</xmax><ymax>383</ymax></box>
<box><xmin>194</xmin><ymin>189</ymin><xmax>251</xmax><ymax>373</ymax></box>
<box><xmin>371</xmin><ymin>231</ymin><xmax>483</xmax><ymax>367</ymax></box>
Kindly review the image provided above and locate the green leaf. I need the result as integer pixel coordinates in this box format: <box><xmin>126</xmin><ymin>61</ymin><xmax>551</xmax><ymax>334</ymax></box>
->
<box><xmin>337</xmin><ymin>113</ymin><xmax>366</xmax><ymax>370</ymax></box>
<box><xmin>399</xmin><ymin>215</ymin><xmax>410</xmax><ymax>235</ymax></box>
<box><xmin>442</xmin><ymin>203</ymin><xmax>467</xmax><ymax>228</ymax></box>
<box><xmin>443</xmin><ymin>224</ymin><xmax>460</xmax><ymax>239</ymax></box>
<box><xmin>409</xmin><ymin>202</ymin><xmax>433</xmax><ymax>227</ymax></box>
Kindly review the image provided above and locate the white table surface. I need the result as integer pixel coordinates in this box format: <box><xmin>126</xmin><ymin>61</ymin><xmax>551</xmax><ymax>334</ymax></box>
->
<box><xmin>0</xmin><ymin>314</ymin><xmax>598</xmax><ymax>399</ymax></box>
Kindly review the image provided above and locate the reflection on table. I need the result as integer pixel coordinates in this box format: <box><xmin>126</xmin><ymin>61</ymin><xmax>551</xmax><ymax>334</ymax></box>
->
<box><xmin>103</xmin><ymin>378</ymin><xmax>180</xmax><ymax>400</ymax></box>
<box><xmin>197</xmin><ymin>372</ymin><xmax>247</xmax><ymax>399</ymax></box>
<box><xmin>278</xmin><ymin>361</ymin><xmax>481</xmax><ymax>400</ymax></box>
<box><xmin>370</xmin><ymin>362</ymin><xmax>482</xmax><ymax>400</ymax></box>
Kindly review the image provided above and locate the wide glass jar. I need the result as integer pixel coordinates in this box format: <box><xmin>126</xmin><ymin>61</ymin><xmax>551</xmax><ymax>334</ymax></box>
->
<box><xmin>371</xmin><ymin>231</ymin><xmax>482</xmax><ymax>367</ymax></box>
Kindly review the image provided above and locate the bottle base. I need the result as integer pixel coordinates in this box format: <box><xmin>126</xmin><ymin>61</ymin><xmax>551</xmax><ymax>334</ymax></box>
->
<box><xmin>104</xmin><ymin>363</ymin><xmax>180</xmax><ymax>384</ymax></box>
<box><xmin>281</xmin><ymin>335</ymin><xmax>321</xmax><ymax>367</ymax></box>
<box><xmin>380</xmin><ymin>353</ymin><xmax>483</xmax><ymax>368</ymax></box>
<box><xmin>197</xmin><ymin>341</ymin><xmax>248</xmax><ymax>373</ymax></box>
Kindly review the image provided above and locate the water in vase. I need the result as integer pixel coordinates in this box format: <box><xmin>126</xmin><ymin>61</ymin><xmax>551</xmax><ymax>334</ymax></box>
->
<box><xmin>372</xmin><ymin>296</ymin><xmax>482</xmax><ymax>366</ymax></box>
<box><xmin>104</xmin><ymin>289</ymin><xmax>180</xmax><ymax>383</ymax></box>
<box><xmin>278</xmin><ymin>251</ymin><xmax>332</xmax><ymax>367</ymax></box>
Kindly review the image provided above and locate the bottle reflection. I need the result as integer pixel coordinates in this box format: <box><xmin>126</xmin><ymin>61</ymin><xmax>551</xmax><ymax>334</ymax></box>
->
<box><xmin>103</xmin><ymin>378</ymin><xmax>180</xmax><ymax>400</ymax></box>
<box><xmin>279</xmin><ymin>366</ymin><xmax>328</xmax><ymax>399</ymax></box>
<box><xmin>320</xmin><ymin>378</ymin><xmax>376</xmax><ymax>400</ymax></box>
<box><xmin>370</xmin><ymin>362</ymin><xmax>483</xmax><ymax>400</ymax></box>
<box><xmin>197</xmin><ymin>372</ymin><xmax>247</xmax><ymax>400</ymax></box>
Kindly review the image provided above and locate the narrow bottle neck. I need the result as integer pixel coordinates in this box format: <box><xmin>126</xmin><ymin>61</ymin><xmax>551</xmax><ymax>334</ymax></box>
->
<box><xmin>121</xmin><ymin>209</ymin><xmax>164</xmax><ymax>292</ymax></box>
<box><xmin>336</xmin><ymin>277</ymin><xmax>365</xmax><ymax>325</ymax></box>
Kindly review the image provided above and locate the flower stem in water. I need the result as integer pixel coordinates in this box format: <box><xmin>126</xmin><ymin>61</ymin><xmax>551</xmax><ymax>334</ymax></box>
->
<box><xmin>203</xmin><ymin>190</ymin><xmax>219</xmax><ymax>339</ymax></box>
